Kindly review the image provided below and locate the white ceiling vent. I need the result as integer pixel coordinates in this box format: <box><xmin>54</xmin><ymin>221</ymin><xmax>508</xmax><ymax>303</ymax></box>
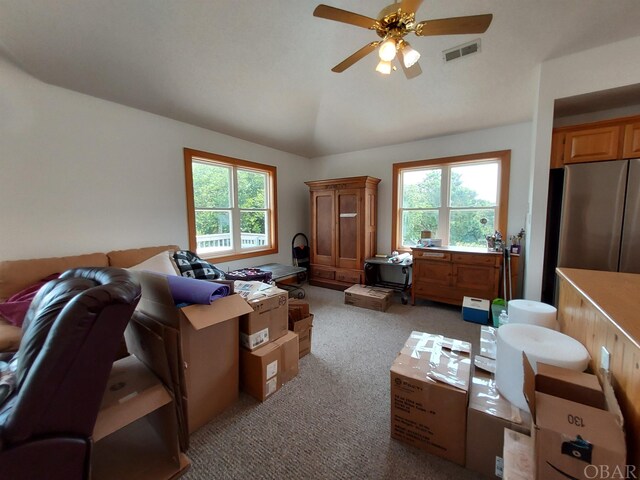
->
<box><xmin>443</xmin><ymin>39</ymin><xmax>481</xmax><ymax>63</ymax></box>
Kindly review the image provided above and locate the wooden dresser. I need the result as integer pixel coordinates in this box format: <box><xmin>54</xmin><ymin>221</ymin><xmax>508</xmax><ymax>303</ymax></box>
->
<box><xmin>410</xmin><ymin>246</ymin><xmax>518</xmax><ymax>306</ymax></box>
<box><xmin>556</xmin><ymin>268</ymin><xmax>640</xmax><ymax>467</ymax></box>
<box><xmin>305</xmin><ymin>176</ymin><xmax>380</xmax><ymax>290</ymax></box>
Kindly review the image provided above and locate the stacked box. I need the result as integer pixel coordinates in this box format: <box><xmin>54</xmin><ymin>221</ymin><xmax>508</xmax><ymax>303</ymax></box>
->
<box><xmin>240</xmin><ymin>331</ymin><xmax>299</xmax><ymax>402</ymax></box>
<box><xmin>390</xmin><ymin>331</ymin><xmax>472</xmax><ymax>466</ymax></box>
<box><xmin>240</xmin><ymin>286</ymin><xmax>289</xmax><ymax>350</ymax></box>
<box><xmin>288</xmin><ymin>299</ymin><xmax>313</xmax><ymax>358</ymax></box>
<box><xmin>465</xmin><ymin>370</ymin><xmax>531</xmax><ymax>478</ymax></box>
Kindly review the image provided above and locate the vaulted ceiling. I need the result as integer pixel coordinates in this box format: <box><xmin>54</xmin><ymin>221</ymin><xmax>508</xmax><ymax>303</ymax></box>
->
<box><xmin>1</xmin><ymin>0</ymin><xmax>639</xmax><ymax>157</ymax></box>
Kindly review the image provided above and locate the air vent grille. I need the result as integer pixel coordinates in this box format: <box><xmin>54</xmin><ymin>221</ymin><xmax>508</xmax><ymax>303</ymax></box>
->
<box><xmin>443</xmin><ymin>39</ymin><xmax>481</xmax><ymax>63</ymax></box>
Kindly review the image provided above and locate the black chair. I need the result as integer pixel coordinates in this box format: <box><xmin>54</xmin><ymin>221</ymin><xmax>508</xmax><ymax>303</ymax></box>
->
<box><xmin>0</xmin><ymin>267</ymin><xmax>141</xmax><ymax>480</ymax></box>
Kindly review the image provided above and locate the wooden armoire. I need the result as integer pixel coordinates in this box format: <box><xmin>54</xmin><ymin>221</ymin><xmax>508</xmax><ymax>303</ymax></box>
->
<box><xmin>304</xmin><ymin>176</ymin><xmax>380</xmax><ymax>290</ymax></box>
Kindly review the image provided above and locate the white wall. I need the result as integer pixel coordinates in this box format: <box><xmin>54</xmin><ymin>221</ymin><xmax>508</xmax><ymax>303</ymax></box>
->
<box><xmin>527</xmin><ymin>35</ymin><xmax>640</xmax><ymax>299</ymax></box>
<box><xmin>310</xmin><ymin>122</ymin><xmax>532</xmax><ymax>257</ymax></box>
<box><xmin>0</xmin><ymin>56</ymin><xmax>310</xmax><ymax>271</ymax></box>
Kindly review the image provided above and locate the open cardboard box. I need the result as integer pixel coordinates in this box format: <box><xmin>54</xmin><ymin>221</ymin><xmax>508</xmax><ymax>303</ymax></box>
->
<box><xmin>124</xmin><ymin>271</ymin><xmax>253</xmax><ymax>445</ymax></box>
<box><xmin>92</xmin><ymin>355</ymin><xmax>190</xmax><ymax>480</ymax></box>
<box><xmin>522</xmin><ymin>353</ymin><xmax>626</xmax><ymax>479</ymax></box>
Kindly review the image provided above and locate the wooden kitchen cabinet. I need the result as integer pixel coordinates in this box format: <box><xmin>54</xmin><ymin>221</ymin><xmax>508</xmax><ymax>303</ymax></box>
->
<box><xmin>305</xmin><ymin>176</ymin><xmax>380</xmax><ymax>290</ymax></box>
<box><xmin>551</xmin><ymin>114</ymin><xmax>640</xmax><ymax>166</ymax></box>
<box><xmin>563</xmin><ymin>125</ymin><xmax>622</xmax><ymax>164</ymax></box>
<box><xmin>624</xmin><ymin>122</ymin><xmax>640</xmax><ymax>158</ymax></box>
<box><xmin>410</xmin><ymin>246</ymin><xmax>518</xmax><ymax>306</ymax></box>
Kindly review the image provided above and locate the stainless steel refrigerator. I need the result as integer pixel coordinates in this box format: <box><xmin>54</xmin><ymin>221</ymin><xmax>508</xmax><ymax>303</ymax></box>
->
<box><xmin>557</xmin><ymin>158</ymin><xmax>640</xmax><ymax>273</ymax></box>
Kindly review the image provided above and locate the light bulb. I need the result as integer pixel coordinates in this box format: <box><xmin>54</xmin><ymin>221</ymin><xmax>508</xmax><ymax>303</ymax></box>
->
<box><xmin>378</xmin><ymin>39</ymin><xmax>397</xmax><ymax>61</ymax></box>
<box><xmin>401</xmin><ymin>43</ymin><xmax>420</xmax><ymax>68</ymax></box>
<box><xmin>375</xmin><ymin>60</ymin><xmax>392</xmax><ymax>75</ymax></box>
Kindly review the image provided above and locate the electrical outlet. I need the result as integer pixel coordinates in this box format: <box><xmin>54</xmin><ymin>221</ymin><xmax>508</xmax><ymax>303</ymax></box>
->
<box><xmin>600</xmin><ymin>346</ymin><xmax>611</xmax><ymax>371</ymax></box>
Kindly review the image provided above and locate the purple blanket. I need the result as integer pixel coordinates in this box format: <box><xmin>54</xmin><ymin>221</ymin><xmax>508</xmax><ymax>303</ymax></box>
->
<box><xmin>165</xmin><ymin>275</ymin><xmax>230</xmax><ymax>305</ymax></box>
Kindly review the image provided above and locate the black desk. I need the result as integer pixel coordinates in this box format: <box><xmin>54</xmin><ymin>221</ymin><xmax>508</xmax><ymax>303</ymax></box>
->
<box><xmin>364</xmin><ymin>257</ymin><xmax>412</xmax><ymax>304</ymax></box>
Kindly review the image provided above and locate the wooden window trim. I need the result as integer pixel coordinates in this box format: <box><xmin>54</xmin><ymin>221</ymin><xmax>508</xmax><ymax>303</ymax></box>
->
<box><xmin>184</xmin><ymin>148</ymin><xmax>278</xmax><ymax>263</ymax></box>
<box><xmin>392</xmin><ymin>150</ymin><xmax>510</xmax><ymax>252</ymax></box>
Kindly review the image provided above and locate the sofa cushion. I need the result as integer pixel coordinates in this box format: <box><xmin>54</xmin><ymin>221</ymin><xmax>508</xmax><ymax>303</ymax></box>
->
<box><xmin>107</xmin><ymin>245</ymin><xmax>181</xmax><ymax>268</ymax></box>
<box><xmin>128</xmin><ymin>251</ymin><xmax>179</xmax><ymax>276</ymax></box>
<box><xmin>0</xmin><ymin>253</ymin><xmax>108</xmax><ymax>302</ymax></box>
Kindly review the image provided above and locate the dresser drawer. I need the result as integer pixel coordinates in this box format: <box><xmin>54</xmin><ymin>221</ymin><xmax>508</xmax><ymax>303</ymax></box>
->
<box><xmin>336</xmin><ymin>269</ymin><xmax>361</xmax><ymax>284</ymax></box>
<box><xmin>311</xmin><ymin>266</ymin><xmax>335</xmax><ymax>280</ymax></box>
<box><xmin>414</xmin><ymin>251</ymin><xmax>451</xmax><ymax>261</ymax></box>
<box><xmin>452</xmin><ymin>253</ymin><xmax>498</xmax><ymax>266</ymax></box>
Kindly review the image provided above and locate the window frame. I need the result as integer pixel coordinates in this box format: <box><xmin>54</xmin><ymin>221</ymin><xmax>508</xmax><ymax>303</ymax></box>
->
<box><xmin>392</xmin><ymin>150</ymin><xmax>510</xmax><ymax>252</ymax></box>
<box><xmin>184</xmin><ymin>148</ymin><xmax>278</xmax><ymax>262</ymax></box>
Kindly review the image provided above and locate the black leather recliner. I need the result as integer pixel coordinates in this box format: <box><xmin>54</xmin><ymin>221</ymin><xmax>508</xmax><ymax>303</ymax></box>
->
<box><xmin>0</xmin><ymin>267</ymin><xmax>141</xmax><ymax>480</ymax></box>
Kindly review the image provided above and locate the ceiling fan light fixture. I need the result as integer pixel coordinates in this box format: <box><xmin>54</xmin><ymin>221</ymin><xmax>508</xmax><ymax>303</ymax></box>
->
<box><xmin>375</xmin><ymin>60</ymin><xmax>392</xmax><ymax>75</ymax></box>
<box><xmin>401</xmin><ymin>43</ymin><xmax>420</xmax><ymax>68</ymax></box>
<box><xmin>378</xmin><ymin>38</ymin><xmax>397</xmax><ymax>61</ymax></box>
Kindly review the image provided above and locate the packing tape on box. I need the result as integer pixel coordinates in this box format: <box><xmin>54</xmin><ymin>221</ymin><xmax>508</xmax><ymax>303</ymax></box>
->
<box><xmin>495</xmin><ymin>323</ymin><xmax>589</xmax><ymax>411</ymax></box>
<box><xmin>507</xmin><ymin>299</ymin><xmax>558</xmax><ymax>330</ymax></box>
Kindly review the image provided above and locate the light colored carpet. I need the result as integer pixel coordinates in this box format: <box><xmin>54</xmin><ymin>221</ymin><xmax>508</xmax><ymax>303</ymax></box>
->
<box><xmin>184</xmin><ymin>285</ymin><xmax>484</xmax><ymax>480</ymax></box>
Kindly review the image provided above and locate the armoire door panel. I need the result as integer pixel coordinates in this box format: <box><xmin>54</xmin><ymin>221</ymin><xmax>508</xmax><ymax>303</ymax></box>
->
<box><xmin>313</xmin><ymin>192</ymin><xmax>335</xmax><ymax>266</ymax></box>
<box><xmin>337</xmin><ymin>189</ymin><xmax>360</xmax><ymax>269</ymax></box>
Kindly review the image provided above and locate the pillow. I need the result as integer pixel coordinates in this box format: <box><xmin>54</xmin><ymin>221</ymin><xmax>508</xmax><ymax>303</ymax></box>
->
<box><xmin>0</xmin><ymin>273</ymin><xmax>60</xmax><ymax>328</ymax></box>
<box><xmin>128</xmin><ymin>250</ymin><xmax>180</xmax><ymax>276</ymax></box>
<box><xmin>173</xmin><ymin>250</ymin><xmax>225</xmax><ymax>280</ymax></box>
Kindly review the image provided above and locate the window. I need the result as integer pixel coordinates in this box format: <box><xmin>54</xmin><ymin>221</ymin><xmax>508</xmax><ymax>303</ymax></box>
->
<box><xmin>184</xmin><ymin>148</ymin><xmax>278</xmax><ymax>262</ymax></box>
<box><xmin>392</xmin><ymin>151</ymin><xmax>510</xmax><ymax>250</ymax></box>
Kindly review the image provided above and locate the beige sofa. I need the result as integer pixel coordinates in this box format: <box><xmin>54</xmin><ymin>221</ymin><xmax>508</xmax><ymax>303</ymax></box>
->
<box><xmin>0</xmin><ymin>244</ymin><xmax>180</xmax><ymax>350</ymax></box>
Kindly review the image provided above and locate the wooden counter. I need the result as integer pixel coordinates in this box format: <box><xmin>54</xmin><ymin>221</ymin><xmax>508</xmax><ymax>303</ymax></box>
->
<box><xmin>556</xmin><ymin>267</ymin><xmax>640</xmax><ymax>467</ymax></box>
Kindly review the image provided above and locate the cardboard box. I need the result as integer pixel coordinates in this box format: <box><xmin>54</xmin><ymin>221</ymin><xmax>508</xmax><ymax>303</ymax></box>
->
<box><xmin>125</xmin><ymin>272</ymin><xmax>254</xmax><ymax>439</ymax></box>
<box><xmin>503</xmin><ymin>428</ymin><xmax>534</xmax><ymax>480</ymax></box>
<box><xmin>466</xmin><ymin>370</ymin><xmax>531</xmax><ymax>478</ymax></box>
<box><xmin>290</xmin><ymin>314</ymin><xmax>313</xmax><ymax>358</ymax></box>
<box><xmin>390</xmin><ymin>331</ymin><xmax>472</xmax><ymax>465</ymax></box>
<box><xmin>462</xmin><ymin>296</ymin><xmax>490</xmax><ymax>324</ymax></box>
<box><xmin>92</xmin><ymin>355</ymin><xmax>190</xmax><ymax>480</ymax></box>
<box><xmin>240</xmin><ymin>286</ymin><xmax>289</xmax><ymax>350</ymax></box>
<box><xmin>240</xmin><ymin>331</ymin><xmax>299</xmax><ymax>401</ymax></box>
<box><xmin>344</xmin><ymin>284</ymin><xmax>393</xmax><ymax>312</ymax></box>
<box><xmin>523</xmin><ymin>355</ymin><xmax>626</xmax><ymax>480</ymax></box>
<box><xmin>288</xmin><ymin>299</ymin><xmax>310</xmax><ymax>323</ymax></box>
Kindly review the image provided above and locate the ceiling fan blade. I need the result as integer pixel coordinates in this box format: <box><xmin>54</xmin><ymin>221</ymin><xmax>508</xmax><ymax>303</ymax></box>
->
<box><xmin>313</xmin><ymin>4</ymin><xmax>378</xmax><ymax>30</ymax></box>
<box><xmin>415</xmin><ymin>14</ymin><xmax>493</xmax><ymax>36</ymax></box>
<box><xmin>331</xmin><ymin>42</ymin><xmax>379</xmax><ymax>73</ymax></box>
<box><xmin>400</xmin><ymin>0</ymin><xmax>423</xmax><ymax>16</ymax></box>
<box><xmin>398</xmin><ymin>51</ymin><xmax>422</xmax><ymax>79</ymax></box>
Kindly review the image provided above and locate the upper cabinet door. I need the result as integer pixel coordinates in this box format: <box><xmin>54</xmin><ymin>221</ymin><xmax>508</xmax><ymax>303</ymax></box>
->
<box><xmin>336</xmin><ymin>188</ymin><xmax>361</xmax><ymax>269</ymax></box>
<box><xmin>310</xmin><ymin>190</ymin><xmax>336</xmax><ymax>266</ymax></box>
<box><xmin>623</xmin><ymin>122</ymin><xmax>640</xmax><ymax>159</ymax></box>
<box><xmin>563</xmin><ymin>125</ymin><xmax>622</xmax><ymax>164</ymax></box>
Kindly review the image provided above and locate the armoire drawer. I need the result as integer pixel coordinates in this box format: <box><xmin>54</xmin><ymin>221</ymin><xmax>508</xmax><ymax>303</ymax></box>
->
<box><xmin>311</xmin><ymin>266</ymin><xmax>335</xmax><ymax>280</ymax></box>
<box><xmin>335</xmin><ymin>269</ymin><xmax>361</xmax><ymax>284</ymax></box>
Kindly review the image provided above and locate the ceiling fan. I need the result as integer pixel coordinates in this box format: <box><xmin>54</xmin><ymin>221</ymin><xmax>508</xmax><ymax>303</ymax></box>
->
<box><xmin>313</xmin><ymin>0</ymin><xmax>493</xmax><ymax>79</ymax></box>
